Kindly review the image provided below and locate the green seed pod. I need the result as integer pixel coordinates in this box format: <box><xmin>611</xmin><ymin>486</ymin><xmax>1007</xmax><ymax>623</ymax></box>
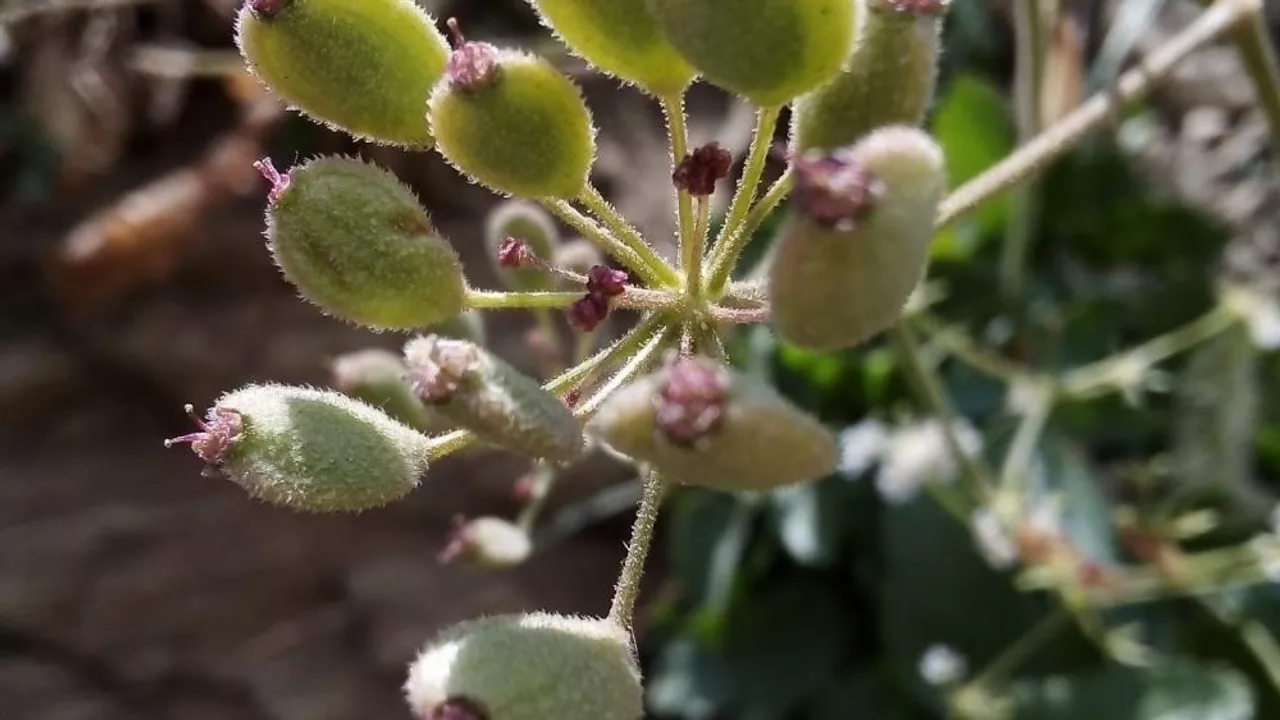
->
<box><xmin>404</xmin><ymin>613</ymin><xmax>643</xmax><ymax>720</ymax></box>
<box><xmin>647</xmin><ymin>0</ymin><xmax>856</xmax><ymax>106</ymax></box>
<box><xmin>530</xmin><ymin>0</ymin><xmax>695</xmax><ymax>96</ymax></box>
<box><xmin>262</xmin><ymin>156</ymin><xmax>467</xmax><ymax>330</ymax></box>
<box><xmin>404</xmin><ymin>335</ymin><xmax>584</xmax><ymax>463</ymax></box>
<box><xmin>441</xmin><ymin>517</ymin><xmax>534</xmax><ymax>569</ymax></box>
<box><xmin>429</xmin><ymin>30</ymin><xmax>596</xmax><ymax>199</ymax></box>
<box><xmin>485</xmin><ymin>200</ymin><xmax>561</xmax><ymax>292</ymax></box>
<box><xmin>792</xmin><ymin>0</ymin><xmax>948</xmax><ymax>152</ymax></box>
<box><xmin>235</xmin><ymin>0</ymin><xmax>449</xmax><ymax>148</ymax></box>
<box><xmin>769</xmin><ymin>126</ymin><xmax>946</xmax><ymax>351</ymax></box>
<box><xmin>165</xmin><ymin>384</ymin><xmax>431</xmax><ymax>513</ymax></box>
<box><xmin>587</xmin><ymin>354</ymin><xmax>838</xmax><ymax>492</ymax></box>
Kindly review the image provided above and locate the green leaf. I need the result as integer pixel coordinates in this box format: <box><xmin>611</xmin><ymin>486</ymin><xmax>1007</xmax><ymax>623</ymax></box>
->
<box><xmin>1008</xmin><ymin>660</ymin><xmax>1254</xmax><ymax>720</ymax></box>
<box><xmin>929</xmin><ymin>75</ymin><xmax>1014</xmax><ymax>258</ymax></box>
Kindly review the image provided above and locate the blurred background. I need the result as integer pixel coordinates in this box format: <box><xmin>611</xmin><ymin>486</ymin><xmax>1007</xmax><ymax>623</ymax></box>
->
<box><xmin>4</xmin><ymin>0</ymin><xmax>1280</xmax><ymax>718</ymax></box>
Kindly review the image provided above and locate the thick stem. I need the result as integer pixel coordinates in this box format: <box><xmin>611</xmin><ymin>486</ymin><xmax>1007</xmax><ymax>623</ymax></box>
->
<box><xmin>608</xmin><ymin>471</ymin><xmax>669</xmax><ymax>633</ymax></box>
<box><xmin>704</xmin><ymin>105</ymin><xmax>783</xmax><ymax>295</ymax></box>
<box><xmin>936</xmin><ymin>0</ymin><xmax>1260</xmax><ymax>230</ymax></box>
<box><xmin>578</xmin><ymin>186</ymin><xmax>681</xmax><ymax>287</ymax></box>
<box><xmin>542</xmin><ymin>198</ymin><xmax>673</xmax><ymax>288</ymax></box>
<box><xmin>662</xmin><ymin>94</ymin><xmax>698</xmax><ymax>283</ymax></box>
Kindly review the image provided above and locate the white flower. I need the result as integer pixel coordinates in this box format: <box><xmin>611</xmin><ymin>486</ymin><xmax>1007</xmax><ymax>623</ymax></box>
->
<box><xmin>837</xmin><ymin>419</ymin><xmax>890</xmax><ymax>478</ymax></box>
<box><xmin>1248</xmin><ymin>296</ymin><xmax>1280</xmax><ymax>350</ymax></box>
<box><xmin>919</xmin><ymin>644</ymin><xmax>968</xmax><ymax>686</ymax></box>
<box><xmin>875</xmin><ymin>419</ymin><xmax>982</xmax><ymax>504</ymax></box>
<box><xmin>1249</xmin><ymin>535</ymin><xmax>1280</xmax><ymax>582</ymax></box>
<box><xmin>971</xmin><ymin>507</ymin><xmax>1019</xmax><ymax>570</ymax></box>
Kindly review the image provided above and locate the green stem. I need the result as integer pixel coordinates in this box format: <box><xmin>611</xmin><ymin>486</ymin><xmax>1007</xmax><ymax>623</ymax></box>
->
<box><xmin>687</xmin><ymin>198</ymin><xmax>711</xmax><ymax>293</ymax></box>
<box><xmin>466</xmin><ymin>289</ymin><xmax>583</xmax><ymax>310</ymax></box>
<box><xmin>424</xmin><ymin>314</ymin><xmax>667</xmax><ymax>461</ymax></box>
<box><xmin>997</xmin><ymin>379</ymin><xmax>1055</xmax><ymax>515</ymax></box>
<box><xmin>706</xmin><ymin>168</ymin><xmax>794</xmax><ymax>297</ymax></box>
<box><xmin>1061</xmin><ymin>305</ymin><xmax>1240</xmax><ymax>398</ymax></box>
<box><xmin>578</xmin><ymin>186</ymin><xmax>681</xmax><ymax>287</ymax></box>
<box><xmin>935</xmin><ymin>0</ymin><xmax>1257</xmax><ymax>230</ymax></box>
<box><xmin>515</xmin><ymin>462</ymin><xmax>557</xmax><ymax>533</ymax></box>
<box><xmin>608</xmin><ymin>471</ymin><xmax>670</xmax><ymax>633</ymax></box>
<box><xmin>704</xmin><ymin>105</ymin><xmax>783</xmax><ymax>294</ymax></box>
<box><xmin>888</xmin><ymin>324</ymin><xmax>996</xmax><ymax>502</ymax></box>
<box><xmin>575</xmin><ymin>326</ymin><xmax>676</xmax><ymax>417</ymax></box>
<box><xmin>911</xmin><ymin>313</ymin><xmax>1030</xmax><ymax>382</ymax></box>
<box><xmin>663</xmin><ymin>94</ymin><xmax>698</xmax><ymax>282</ymax></box>
<box><xmin>1220</xmin><ymin>0</ymin><xmax>1280</xmax><ymax>149</ymax></box>
<box><xmin>542</xmin><ymin>198</ymin><xmax>672</xmax><ymax>288</ymax></box>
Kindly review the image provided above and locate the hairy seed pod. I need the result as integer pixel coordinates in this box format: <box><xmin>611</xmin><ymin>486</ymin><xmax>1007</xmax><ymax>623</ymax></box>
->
<box><xmin>264</xmin><ymin>156</ymin><xmax>466</xmax><ymax>330</ymax></box>
<box><xmin>404</xmin><ymin>613</ymin><xmax>642</xmax><ymax>720</ymax></box>
<box><xmin>166</xmin><ymin>385</ymin><xmax>431</xmax><ymax>513</ymax></box>
<box><xmin>792</xmin><ymin>0</ymin><xmax>948</xmax><ymax>152</ymax></box>
<box><xmin>587</xmin><ymin>354</ymin><xmax>838</xmax><ymax>492</ymax></box>
<box><xmin>235</xmin><ymin>0</ymin><xmax>449</xmax><ymax>147</ymax></box>
<box><xmin>647</xmin><ymin>0</ymin><xmax>856</xmax><ymax>106</ymax></box>
<box><xmin>770</xmin><ymin>126</ymin><xmax>946</xmax><ymax>351</ymax></box>
<box><xmin>404</xmin><ymin>336</ymin><xmax>584</xmax><ymax>463</ymax></box>
<box><xmin>430</xmin><ymin>36</ymin><xmax>595</xmax><ymax>199</ymax></box>
<box><xmin>331</xmin><ymin>349</ymin><xmax>441</xmax><ymax>432</ymax></box>
<box><xmin>530</xmin><ymin>0</ymin><xmax>695</xmax><ymax>96</ymax></box>
<box><xmin>485</xmin><ymin>200</ymin><xmax>561</xmax><ymax>292</ymax></box>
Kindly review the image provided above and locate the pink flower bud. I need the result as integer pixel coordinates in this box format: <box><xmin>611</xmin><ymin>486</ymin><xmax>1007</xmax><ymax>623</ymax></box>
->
<box><xmin>672</xmin><ymin>142</ymin><xmax>733</xmax><ymax>196</ymax></box>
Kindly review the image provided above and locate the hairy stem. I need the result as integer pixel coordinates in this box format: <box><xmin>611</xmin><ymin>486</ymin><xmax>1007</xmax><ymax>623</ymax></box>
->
<box><xmin>575</xmin><ymin>326</ymin><xmax>676</xmax><ymax>417</ymax></box>
<box><xmin>705</xmin><ymin>168</ymin><xmax>794</xmax><ymax>297</ymax></box>
<box><xmin>578</xmin><ymin>185</ymin><xmax>681</xmax><ymax>287</ymax></box>
<box><xmin>662</xmin><ymin>94</ymin><xmax>699</xmax><ymax>283</ymax></box>
<box><xmin>704</xmin><ymin>105</ymin><xmax>783</xmax><ymax>294</ymax></box>
<box><xmin>542</xmin><ymin>198</ymin><xmax>673</xmax><ymax>288</ymax></box>
<box><xmin>936</xmin><ymin>0</ymin><xmax>1259</xmax><ymax>230</ymax></box>
<box><xmin>608</xmin><ymin>471</ymin><xmax>669</xmax><ymax>633</ymax></box>
<box><xmin>688</xmin><ymin>198</ymin><xmax>711</xmax><ymax>293</ymax></box>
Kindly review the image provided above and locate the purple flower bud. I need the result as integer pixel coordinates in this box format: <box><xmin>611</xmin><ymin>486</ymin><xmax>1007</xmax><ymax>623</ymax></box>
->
<box><xmin>246</xmin><ymin>0</ymin><xmax>290</xmax><ymax>19</ymax></box>
<box><xmin>654</xmin><ymin>354</ymin><xmax>730</xmax><ymax>446</ymax></box>
<box><xmin>792</xmin><ymin>147</ymin><xmax>884</xmax><ymax>230</ymax></box>
<box><xmin>404</xmin><ymin>335</ymin><xmax>481</xmax><ymax>403</ymax></box>
<box><xmin>672</xmin><ymin>142</ymin><xmax>733</xmax><ymax>196</ymax></box>
<box><xmin>253</xmin><ymin>157</ymin><xmax>291</xmax><ymax>206</ymax></box>
<box><xmin>496</xmin><ymin>237</ymin><xmax>531</xmax><ymax>268</ymax></box>
<box><xmin>585</xmin><ymin>265</ymin><xmax>628</xmax><ymax>298</ymax></box>
<box><xmin>445</xmin><ymin>18</ymin><xmax>500</xmax><ymax>90</ymax></box>
<box><xmin>164</xmin><ymin>404</ymin><xmax>244</xmax><ymax>466</ymax></box>
<box><xmin>567</xmin><ymin>293</ymin><xmax>609</xmax><ymax>332</ymax></box>
<box><xmin>425</xmin><ymin>697</ymin><xmax>489</xmax><ymax>720</ymax></box>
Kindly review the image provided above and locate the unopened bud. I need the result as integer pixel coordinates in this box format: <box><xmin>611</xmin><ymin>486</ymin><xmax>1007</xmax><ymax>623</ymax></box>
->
<box><xmin>587</xmin><ymin>353</ymin><xmax>838</xmax><ymax>492</ymax></box>
<box><xmin>263</xmin><ymin>156</ymin><xmax>466</xmax><ymax>330</ymax></box>
<box><xmin>485</xmin><ymin>200</ymin><xmax>561</xmax><ymax>291</ymax></box>
<box><xmin>404</xmin><ymin>336</ymin><xmax>584</xmax><ymax>463</ymax></box>
<box><xmin>769</xmin><ymin>126</ymin><xmax>945</xmax><ymax>351</ymax></box>
<box><xmin>568</xmin><ymin>293</ymin><xmax>610</xmax><ymax>332</ymax></box>
<box><xmin>531</xmin><ymin>0</ymin><xmax>695</xmax><ymax>95</ymax></box>
<box><xmin>648</xmin><ymin>0</ymin><xmax>856</xmax><ymax>106</ymax></box>
<box><xmin>166</xmin><ymin>385</ymin><xmax>431</xmax><ymax>512</ymax></box>
<box><xmin>586</xmin><ymin>265</ymin><xmax>628</xmax><ymax>297</ymax></box>
<box><xmin>404</xmin><ymin>613</ymin><xmax>643</xmax><ymax>720</ymax></box>
<box><xmin>672</xmin><ymin>142</ymin><xmax>733</xmax><ymax>196</ymax></box>
<box><xmin>429</xmin><ymin>26</ymin><xmax>596</xmax><ymax>199</ymax></box>
<box><xmin>236</xmin><ymin>0</ymin><xmax>449</xmax><ymax>147</ymax></box>
<box><xmin>439</xmin><ymin>517</ymin><xmax>533</xmax><ymax>569</ymax></box>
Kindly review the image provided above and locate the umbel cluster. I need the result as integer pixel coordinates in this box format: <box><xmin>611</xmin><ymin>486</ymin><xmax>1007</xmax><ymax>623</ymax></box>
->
<box><xmin>165</xmin><ymin>0</ymin><xmax>949</xmax><ymax>718</ymax></box>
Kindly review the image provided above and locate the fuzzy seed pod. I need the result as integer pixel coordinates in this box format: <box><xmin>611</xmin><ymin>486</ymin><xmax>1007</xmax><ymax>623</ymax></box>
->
<box><xmin>429</xmin><ymin>36</ymin><xmax>596</xmax><ymax>199</ymax></box>
<box><xmin>404</xmin><ymin>336</ymin><xmax>584</xmax><ymax>463</ymax></box>
<box><xmin>485</xmin><ymin>200</ymin><xmax>561</xmax><ymax>292</ymax></box>
<box><xmin>441</xmin><ymin>517</ymin><xmax>534</xmax><ymax>569</ymax></box>
<box><xmin>404</xmin><ymin>613</ymin><xmax>643</xmax><ymax>720</ymax></box>
<box><xmin>236</xmin><ymin>0</ymin><xmax>449</xmax><ymax>147</ymax></box>
<box><xmin>647</xmin><ymin>0</ymin><xmax>856</xmax><ymax>106</ymax></box>
<box><xmin>587</xmin><ymin>354</ymin><xmax>838</xmax><ymax>492</ymax></box>
<box><xmin>166</xmin><ymin>385</ymin><xmax>431</xmax><ymax>512</ymax></box>
<box><xmin>530</xmin><ymin>0</ymin><xmax>695</xmax><ymax>96</ymax></box>
<box><xmin>792</xmin><ymin>0</ymin><xmax>948</xmax><ymax>152</ymax></box>
<box><xmin>770</xmin><ymin>126</ymin><xmax>946</xmax><ymax>351</ymax></box>
<box><xmin>264</xmin><ymin>156</ymin><xmax>466</xmax><ymax>330</ymax></box>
